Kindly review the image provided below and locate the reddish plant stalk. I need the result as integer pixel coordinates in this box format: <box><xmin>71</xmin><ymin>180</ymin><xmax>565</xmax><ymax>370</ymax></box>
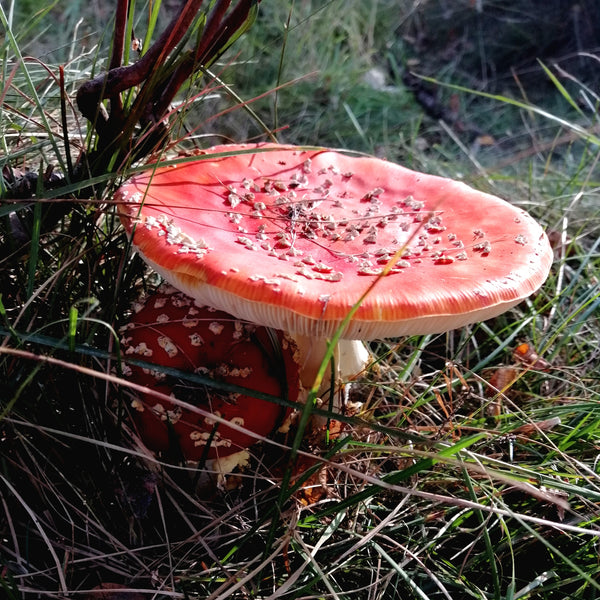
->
<box><xmin>77</xmin><ymin>0</ymin><xmax>263</xmax><ymax>176</ymax></box>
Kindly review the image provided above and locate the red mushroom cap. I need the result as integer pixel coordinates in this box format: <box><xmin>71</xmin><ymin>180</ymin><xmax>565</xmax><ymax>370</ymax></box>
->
<box><xmin>119</xmin><ymin>286</ymin><xmax>300</xmax><ymax>460</ymax></box>
<box><xmin>116</xmin><ymin>143</ymin><xmax>553</xmax><ymax>339</ymax></box>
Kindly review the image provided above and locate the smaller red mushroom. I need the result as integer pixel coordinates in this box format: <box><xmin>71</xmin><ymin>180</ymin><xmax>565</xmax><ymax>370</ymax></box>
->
<box><xmin>118</xmin><ymin>285</ymin><xmax>300</xmax><ymax>473</ymax></box>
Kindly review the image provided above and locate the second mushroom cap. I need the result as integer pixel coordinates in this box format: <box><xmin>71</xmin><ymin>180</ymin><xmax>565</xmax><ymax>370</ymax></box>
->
<box><xmin>120</xmin><ymin>286</ymin><xmax>299</xmax><ymax>461</ymax></box>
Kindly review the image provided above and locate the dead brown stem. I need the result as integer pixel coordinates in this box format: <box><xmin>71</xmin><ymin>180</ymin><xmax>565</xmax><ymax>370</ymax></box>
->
<box><xmin>75</xmin><ymin>0</ymin><xmax>260</xmax><ymax>177</ymax></box>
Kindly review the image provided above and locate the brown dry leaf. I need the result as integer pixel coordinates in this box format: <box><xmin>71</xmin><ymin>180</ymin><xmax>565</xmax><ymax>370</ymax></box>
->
<box><xmin>486</xmin><ymin>366</ymin><xmax>519</xmax><ymax>417</ymax></box>
<box><xmin>510</xmin><ymin>417</ymin><xmax>561</xmax><ymax>437</ymax></box>
<box><xmin>475</xmin><ymin>134</ymin><xmax>496</xmax><ymax>146</ymax></box>
<box><xmin>513</xmin><ymin>342</ymin><xmax>552</xmax><ymax>371</ymax></box>
<box><xmin>297</xmin><ymin>466</ymin><xmax>330</xmax><ymax>506</ymax></box>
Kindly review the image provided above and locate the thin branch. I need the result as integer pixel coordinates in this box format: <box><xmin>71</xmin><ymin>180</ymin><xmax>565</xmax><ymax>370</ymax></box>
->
<box><xmin>109</xmin><ymin>0</ymin><xmax>129</xmax><ymax>71</ymax></box>
<box><xmin>194</xmin><ymin>0</ymin><xmax>233</xmax><ymax>63</ymax></box>
<box><xmin>107</xmin><ymin>0</ymin><xmax>130</xmax><ymax>117</ymax></box>
<box><xmin>154</xmin><ymin>0</ymin><xmax>259</xmax><ymax>120</ymax></box>
<box><xmin>75</xmin><ymin>0</ymin><xmax>262</xmax><ymax>177</ymax></box>
<box><xmin>76</xmin><ymin>0</ymin><xmax>205</xmax><ymax>124</ymax></box>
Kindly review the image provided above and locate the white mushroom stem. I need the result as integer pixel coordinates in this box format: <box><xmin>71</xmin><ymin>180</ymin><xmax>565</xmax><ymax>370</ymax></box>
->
<box><xmin>293</xmin><ymin>335</ymin><xmax>371</xmax><ymax>394</ymax></box>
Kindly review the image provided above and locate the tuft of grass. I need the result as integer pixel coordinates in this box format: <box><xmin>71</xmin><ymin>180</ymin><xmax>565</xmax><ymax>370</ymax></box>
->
<box><xmin>2</xmin><ymin>1</ymin><xmax>600</xmax><ymax>598</ymax></box>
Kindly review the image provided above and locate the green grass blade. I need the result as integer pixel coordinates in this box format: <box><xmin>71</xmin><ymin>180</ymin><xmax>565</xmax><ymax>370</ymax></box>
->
<box><xmin>537</xmin><ymin>59</ymin><xmax>586</xmax><ymax>118</ymax></box>
<box><xmin>0</xmin><ymin>3</ymin><xmax>67</xmax><ymax>175</ymax></box>
<box><xmin>25</xmin><ymin>194</ymin><xmax>42</xmax><ymax>300</ymax></box>
<box><xmin>416</xmin><ymin>74</ymin><xmax>600</xmax><ymax>146</ymax></box>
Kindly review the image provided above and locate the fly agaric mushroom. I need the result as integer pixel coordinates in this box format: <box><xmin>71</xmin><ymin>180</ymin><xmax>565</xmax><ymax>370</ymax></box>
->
<box><xmin>119</xmin><ymin>285</ymin><xmax>300</xmax><ymax>472</ymax></box>
<box><xmin>116</xmin><ymin>143</ymin><xmax>553</xmax><ymax>390</ymax></box>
